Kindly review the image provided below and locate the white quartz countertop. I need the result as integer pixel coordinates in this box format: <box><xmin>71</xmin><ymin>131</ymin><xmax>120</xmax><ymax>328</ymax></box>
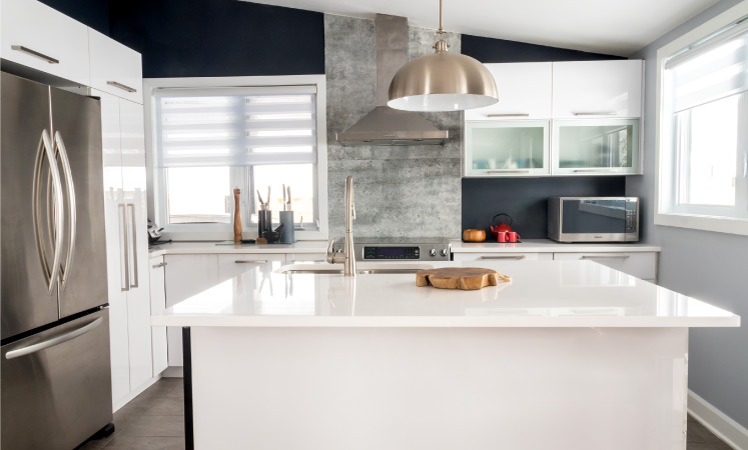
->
<box><xmin>151</xmin><ymin>260</ymin><xmax>737</xmax><ymax>328</ymax></box>
<box><xmin>451</xmin><ymin>239</ymin><xmax>660</xmax><ymax>253</ymax></box>
<box><xmin>148</xmin><ymin>240</ymin><xmax>329</xmax><ymax>258</ymax></box>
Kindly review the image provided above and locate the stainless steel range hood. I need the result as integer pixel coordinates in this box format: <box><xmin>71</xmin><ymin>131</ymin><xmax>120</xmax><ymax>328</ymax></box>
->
<box><xmin>336</xmin><ymin>15</ymin><xmax>448</xmax><ymax>147</ymax></box>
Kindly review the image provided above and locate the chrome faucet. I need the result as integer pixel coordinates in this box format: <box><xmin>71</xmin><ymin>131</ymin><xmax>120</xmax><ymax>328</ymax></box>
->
<box><xmin>327</xmin><ymin>176</ymin><xmax>356</xmax><ymax>276</ymax></box>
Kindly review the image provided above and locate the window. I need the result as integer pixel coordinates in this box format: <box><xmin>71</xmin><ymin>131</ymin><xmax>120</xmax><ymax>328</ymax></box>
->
<box><xmin>656</xmin><ymin>3</ymin><xmax>748</xmax><ymax>235</ymax></box>
<box><xmin>144</xmin><ymin>76</ymin><xmax>328</xmax><ymax>239</ymax></box>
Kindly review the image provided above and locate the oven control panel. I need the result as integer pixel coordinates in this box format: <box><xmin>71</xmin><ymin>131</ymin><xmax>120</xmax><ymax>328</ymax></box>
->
<box><xmin>363</xmin><ymin>246</ymin><xmax>420</xmax><ymax>260</ymax></box>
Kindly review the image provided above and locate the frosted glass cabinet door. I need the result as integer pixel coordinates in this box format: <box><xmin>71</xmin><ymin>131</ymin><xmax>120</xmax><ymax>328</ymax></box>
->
<box><xmin>552</xmin><ymin>119</ymin><xmax>641</xmax><ymax>175</ymax></box>
<box><xmin>464</xmin><ymin>121</ymin><xmax>550</xmax><ymax>176</ymax></box>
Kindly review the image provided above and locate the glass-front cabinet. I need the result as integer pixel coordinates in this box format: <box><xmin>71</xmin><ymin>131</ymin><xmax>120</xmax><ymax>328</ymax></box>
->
<box><xmin>551</xmin><ymin>119</ymin><xmax>641</xmax><ymax>175</ymax></box>
<box><xmin>464</xmin><ymin>121</ymin><xmax>550</xmax><ymax>176</ymax></box>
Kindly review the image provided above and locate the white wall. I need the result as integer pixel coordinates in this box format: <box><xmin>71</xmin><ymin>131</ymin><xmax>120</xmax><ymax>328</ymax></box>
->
<box><xmin>629</xmin><ymin>0</ymin><xmax>748</xmax><ymax>430</ymax></box>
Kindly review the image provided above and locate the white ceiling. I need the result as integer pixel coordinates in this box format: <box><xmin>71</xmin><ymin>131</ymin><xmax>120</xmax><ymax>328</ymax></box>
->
<box><xmin>244</xmin><ymin>0</ymin><xmax>720</xmax><ymax>56</ymax></box>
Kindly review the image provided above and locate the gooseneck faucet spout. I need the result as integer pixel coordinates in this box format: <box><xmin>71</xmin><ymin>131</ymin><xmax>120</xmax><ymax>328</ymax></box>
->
<box><xmin>327</xmin><ymin>176</ymin><xmax>357</xmax><ymax>276</ymax></box>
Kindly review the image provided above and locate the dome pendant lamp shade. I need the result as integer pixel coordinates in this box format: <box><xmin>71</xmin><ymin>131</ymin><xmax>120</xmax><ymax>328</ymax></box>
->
<box><xmin>387</xmin><ymin>0</ymin><xmax>498</xmax><ymax>112</ymax></box>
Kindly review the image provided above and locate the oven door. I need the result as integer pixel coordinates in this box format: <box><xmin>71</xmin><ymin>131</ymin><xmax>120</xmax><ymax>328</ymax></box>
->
<box><xmin>559</xmin><ymin>198</ymin><xmax>632</xmax><ymax>242</ymax></box>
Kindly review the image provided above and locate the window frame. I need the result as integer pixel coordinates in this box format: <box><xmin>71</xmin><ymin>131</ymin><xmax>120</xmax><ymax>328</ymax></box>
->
<box><xmin>143</xmin><ymin>75</ymin><xmax>328</xmax><ymax>241</ymax></box>
<box><xmin>655</xmin><ymin>1</ymin><xmax>748</xmax><ymax>236</ymax></box>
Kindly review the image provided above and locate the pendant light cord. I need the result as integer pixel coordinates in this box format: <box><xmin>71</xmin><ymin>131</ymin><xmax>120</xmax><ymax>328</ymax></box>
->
<box><xmin>434</xmin><ymin>0</ymin><xmax>450</xmax><ymax>53</ymax></box>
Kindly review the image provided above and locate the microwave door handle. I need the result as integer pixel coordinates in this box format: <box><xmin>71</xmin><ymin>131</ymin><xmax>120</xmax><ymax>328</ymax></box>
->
<box><xmin>54</xmin><ymin>132</ymin><xmax>76</xmax><ymax>291</ymax></box>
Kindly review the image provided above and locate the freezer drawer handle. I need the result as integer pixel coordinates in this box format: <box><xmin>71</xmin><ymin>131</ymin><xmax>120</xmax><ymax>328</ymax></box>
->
<box><xmin>33</xmin><ymin>130</ymin><xmax>65</xmax><ymax>294</ymax></box>
<box><xmin>5</xmin><ymin>317</ymin><xmax>103</xmax><ymax>360</ymax></box>
<box><xmin>106</xmin><ymin>81</ymin><xmax>137</xmax><ymax>93</ymax></box>
<box><xmin>480</xmin><ymin>255</ymin><xmax>526</xmax><ymax>260</ymax></box>
<box><xmin>55</xmin><ymin>132</ymin><xmax>76</xmax><ymax>291</ymax></box>
<box><xmin>152</xmin><ymin>262</ymin><xmax>167</xmax><ymax>269</ymax></box>
<box><xmin>11</xmin><ymin>45</ymin><xmax>59</xmax><ymax>64</ymax></box>
<box><xmin>235</xmin><ymin>260</ymin><xmax>268</xmax><ymax>264</ymax></box>
<box><xmin>581</xmin><ymin>255</ymin><xmax>630</xmax><ymax>260</ymax></box>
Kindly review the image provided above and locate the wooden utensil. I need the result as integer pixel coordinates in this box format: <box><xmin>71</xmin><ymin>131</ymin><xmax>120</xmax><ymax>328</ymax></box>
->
<box><xmin>416</xmin><ymin>267</ymin><xmax>512</xmax><ymax>290</ymax></box>
<box><xmin>233</xmin><ymin>188</ymin><xmax>242</xmax><ymax>243</ymax></box>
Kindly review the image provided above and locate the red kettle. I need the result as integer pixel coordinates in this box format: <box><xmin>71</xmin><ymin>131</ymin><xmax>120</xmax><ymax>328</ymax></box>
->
<box><xmin>489</xmin><ymin>213</ymin><xmax>515</xmax><ymax>238</ymax></box>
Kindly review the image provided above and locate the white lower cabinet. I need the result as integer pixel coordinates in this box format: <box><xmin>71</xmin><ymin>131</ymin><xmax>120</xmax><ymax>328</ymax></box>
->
<box><xmin>285</xmin><ymin>253</ymin><xmax>328</xmax><ymax>263</ymax></box>
<box><xmin>149</xmin><ymin>255</ymin><xmax>168</xmax><ymax>377</ymax></box>
<box><xmin>452</xmin><ymin>252</ymin><xmax>552</xmax><ymax>262</ymax></box>
<box><xmin>217</xmin><ymin>253</ymin><xmax>286</xmax><ymax>282</ymax></box>
<box><xmin>552</xmin><ymin>252</ymin><xmax>657</xmax><ymax>282</ymax></box>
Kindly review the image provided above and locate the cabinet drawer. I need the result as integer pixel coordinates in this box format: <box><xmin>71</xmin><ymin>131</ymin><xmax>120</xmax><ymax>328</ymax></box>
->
<box><xmin>453</xmin><ymin>252</ymin><xmax>552</xmax><ymax>262</ymax></box>
<box><xmin>164</xmin><ymin>254</ymin><xmax>218</xmax><ymax>307</ymax></box>
<box><xmin>552</xmin><ymin>252</ymin><xmax>656</xmax><ymax>280</ymax></box>
<box><xmin>1</xmin><ymin>0</ymin><xmax>90</xmax><ymax>85</ymax></box>
<box><xmin>217</xmin><ymin>253</ymin><xmax>286</xmax><ymax>283</ymax></box>
<box><xmin>88</xmin><ymin>28</ymin><xmax>143</xmax><ymax>103</ymax></box>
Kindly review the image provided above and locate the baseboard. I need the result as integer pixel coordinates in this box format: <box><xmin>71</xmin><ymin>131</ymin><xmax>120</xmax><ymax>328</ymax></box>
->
<box><xmin>689</xmin><ymin>390</ymin><xmax>748</xmax><ymax>450</ymax></box>
<box><xmin>112</xmin><ymin>375</ymin><xmax>161</xmax><ymax>412</ymax></box>
<box><xmin>162</xmin><ymin>365</ymin><xmax>184</xmax><ymax>377</ymax></box>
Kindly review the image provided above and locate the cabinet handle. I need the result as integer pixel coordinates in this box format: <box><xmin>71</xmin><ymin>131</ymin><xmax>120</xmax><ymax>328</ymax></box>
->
<box><xmin>11</xmin><ymin>45</ymin><xmax>59</xmax><ymax>64</ymax></box>
<box><xmin>119</xmin><ymin>204</ymin><xmax>129</xmax><ymax>292</ymax></box>
<box><xmin>291</xmin><ymin>259</ymin><xmax>326</xmax><ymax>263</ymax></box>
<box><xmin>572</xmin><ymin>112</ymin><xmax>618</xmax><ymax>116</ymax></box>
<box><xmin>486</xmin><ymin>113</ymin><xmax>530</xmax><ymax>117</ymax></box>
<box><xmin>152</xmin><ymin>262</ymin><xmax>167</xmax><ymax>268</ymax></box>
<box><xmin>486</xmin><ymin>170</ymin><xmax>530</xmax><ymax>174</ymax></box>
<box><xmin>480</xmin><ymin>255</ymin><xmax>526</xmax><ymax>260</ymax></box>
<box><xmin>127</xmin><ymin>204</ymin><xmax>139</xmax><ymax>288</ymax></box>
<box><xmin>235</xmin><ymin>260</ymin><xmax>268</xmax><ymax>264</ymax></box>
<box><xmin>572</xmin><ymin>169</ymin><xmax>613</xmax><ymax>173</ymax></box>
<box><xmin>581</xmin><ymin>255</ymin><xmax>630</xmax><ymax>260</ymax></box>
<box><xmin>107</xmin><ymin>81</ymin><xmax>137</xmax><ymax>93</ymax></box>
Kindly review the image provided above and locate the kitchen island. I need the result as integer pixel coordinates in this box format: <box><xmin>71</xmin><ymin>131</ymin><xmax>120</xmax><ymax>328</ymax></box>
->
<box><xmin>152</xmin><ymin>260</ymin><xmax>739</xmax><ymax>450</ymax></box>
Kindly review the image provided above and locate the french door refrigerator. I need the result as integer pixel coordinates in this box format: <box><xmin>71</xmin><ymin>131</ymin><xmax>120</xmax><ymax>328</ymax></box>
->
<box><xmin>1</xmin><ymin>72</ymin><xmax>113</xmax><ymax>449</ymax></box>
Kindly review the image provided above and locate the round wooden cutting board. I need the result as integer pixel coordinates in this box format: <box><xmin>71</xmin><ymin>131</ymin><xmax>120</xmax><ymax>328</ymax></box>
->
<box><xmin>415</xmin><ymin>267</ymin><xmax>511</xmax><ymax>291</ymax></box>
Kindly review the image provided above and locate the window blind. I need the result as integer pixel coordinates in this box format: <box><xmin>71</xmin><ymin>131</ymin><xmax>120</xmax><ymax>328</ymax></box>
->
<box><xmin>665</xmin><ymin>19</ymin><xmax>748</xmax><ymax>113</ymax></box>
<box><xmin>154</xmin><ymin>86</ymin><xmax>317</xmax><ymax>167</ymax></box>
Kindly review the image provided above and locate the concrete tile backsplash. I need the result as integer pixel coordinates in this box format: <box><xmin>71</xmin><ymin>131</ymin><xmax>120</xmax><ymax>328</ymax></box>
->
<box><xmin>325</xmin><ymin>14</ymin><xmax>462</xmax><ymax>239</ymax></box>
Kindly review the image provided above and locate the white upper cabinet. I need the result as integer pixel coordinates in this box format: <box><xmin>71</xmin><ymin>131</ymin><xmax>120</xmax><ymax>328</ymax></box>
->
<box><xmin>465</xmin><ymin>62</ymin><xmax>552</xmax><ymax>120</ymax></box>
<box><xmin>0</xmin><ymin>0</ymin><xmax>90</xmax><ymax>85</ymax></box>
<box><xmin>552</xmin><ymin>60</ymin><xmax>643</xmax><ymax>119</ymax></box>
<box><xmin>88</xmin><ymin>28</ymin><xmax>143</xmax><ymax>104</ymax></box>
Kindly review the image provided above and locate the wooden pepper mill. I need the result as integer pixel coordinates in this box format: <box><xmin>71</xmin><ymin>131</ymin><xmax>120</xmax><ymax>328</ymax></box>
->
<box><xmin>233</xmin><ymin>188</ymin><xmax>242</xmax><ymax>243</ymax></box>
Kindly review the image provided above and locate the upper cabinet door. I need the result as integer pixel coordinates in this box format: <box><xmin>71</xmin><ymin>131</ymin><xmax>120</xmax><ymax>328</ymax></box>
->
<box><xmin>465</xmin><ymin>62</ymin><xmax>552</xmax><ymax>120</ymax></box>
<box><xmin>0</xmin><ymin>0</ymin><xmax>90</xmax><ymax>85</ymax></box>
<box><xmin>552</xmin><ymin>60</ymin><xmax>643</xmax><ymax>119</ymax></box>
<box><xmin>88</xmin><ymin>29</ymin><xmax>143</xmax><ymax>104</ymax></box>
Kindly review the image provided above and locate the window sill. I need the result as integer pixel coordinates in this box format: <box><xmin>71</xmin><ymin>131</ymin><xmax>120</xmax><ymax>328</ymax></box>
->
<box><xmin>159</xmin><ymin>229</ymin><xmax>328</xmax><ymax>242</ymax></box>
<box><xmin>654</xmin><ymin>211</ymin><xmax>748</xmax><ymax>236</ymax></box>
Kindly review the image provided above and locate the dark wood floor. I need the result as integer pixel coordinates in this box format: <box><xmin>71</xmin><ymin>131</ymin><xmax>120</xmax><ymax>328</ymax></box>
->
<box><xmin>79</xmin><ymin>378</ymin><xmax>734</xmax><ymax>449</ymax></box>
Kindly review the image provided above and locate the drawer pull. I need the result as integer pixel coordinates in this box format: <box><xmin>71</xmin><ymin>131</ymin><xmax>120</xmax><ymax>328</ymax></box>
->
<box><xmin>11</xmin><ymin>45</ymin><xmax>59</xmax><ymax>64</ymax></box>
<box><xmin>152</xmin><ymin>262</ymin><xmax>167</xmax><ymax>268</ymax></box>
<box><xmin>572</xmin><ymin>112</ymin><xmax>618</xmax><ymax>116</ymax></box>
<box><xmin>486</xmin><ymin>170</ymin><xmax>530</xmax><ymax>174</ymax></box>
<box><xmin>486</xmin><ymin>113</ymin><xmax>530</xmax><ymax>118</ymax></box>
<box><xmin>572</xmin><ymin>169</ymin><xmax>614</xmax><ymax>173</ymax></box>
<box><xmin>291</xmin><ymin>259</ymin><xmax>326</xmax><ymax>263</ymax></box>
<box><xmin>480</xmin><ymin>255</ymin><xmax>526</xmax><ymax>260</ymax></box>
<box><xmin>107</xmin><ymin>81</ymin><xmax>137</xmax><ymax>93</ymax></box>
<box><xmin>235</xmin><ymin>260</ymin><xmax>268</xmax><ymax>264</ymax></box>
<box><xmin>581</xmin><ymin>255</ymin><xmax>630</xmax><ymax>260</ymax></box>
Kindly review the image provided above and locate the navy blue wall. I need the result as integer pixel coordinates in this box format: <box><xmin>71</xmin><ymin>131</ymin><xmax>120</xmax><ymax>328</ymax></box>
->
<box><xmin>462</xmin><ymin>34</ymin><xmax>624</xmax><ymax>62</ymax></box>
<box><xmin>107</xmin><ymin>0</ymin><xmax>325</xmax><ymax>78</ymax></box>
<box><xmin>462</xmin><ymin>177</ymin><xmax>626</xmax><ymax>239</ymax></box>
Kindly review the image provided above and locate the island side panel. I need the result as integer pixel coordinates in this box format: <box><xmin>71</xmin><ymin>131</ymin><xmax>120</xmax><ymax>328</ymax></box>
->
<box><xmin>190</xmin><ymin>327</ymin><xmax>688</xmax><ymax>450</ymax></box>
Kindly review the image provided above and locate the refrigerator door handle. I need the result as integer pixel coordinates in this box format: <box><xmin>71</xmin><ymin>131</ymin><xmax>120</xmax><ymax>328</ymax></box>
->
<box><xmin>119</xmin><ymin>203</ymin><xmax>130</xmax><ymax>292</ymax></box>
<box><xmin>33</xmin><ymin>130</ymin><xmax>65</xmax><ymax>294</ymax></box>
<box><xmin>5</xmin><ymin>317</ymin><xmax>103</xmax><ymax>360</ymax></box>
<box><xmin>127</xmin><ymin>203</ymin><xmax>139</xmax><ymax>288</ymax></box>
<box><xmin>54</xmin><ymin>132</ymin><xmax>76</xmax><ymax>291</ymax></box>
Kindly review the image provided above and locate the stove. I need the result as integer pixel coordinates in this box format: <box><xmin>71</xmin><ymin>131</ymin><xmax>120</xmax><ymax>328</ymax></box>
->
<box><xmin>332</xmin><ymin>237</ymin><xmax>452</xmax><ymax>261</ymax></box>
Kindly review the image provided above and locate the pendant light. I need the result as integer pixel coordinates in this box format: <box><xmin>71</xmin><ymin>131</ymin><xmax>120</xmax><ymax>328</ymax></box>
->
<box><xmin>387</xmin><ymin>0</ymin><xmax>499</xmax><ymax>112</ymax></box>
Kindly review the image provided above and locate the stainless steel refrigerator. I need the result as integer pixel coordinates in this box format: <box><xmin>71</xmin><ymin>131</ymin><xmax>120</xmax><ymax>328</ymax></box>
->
<box><xmin>1</xmin><ymin>72</ymin><xmax>113</xmax><ymax>449</ymax></box>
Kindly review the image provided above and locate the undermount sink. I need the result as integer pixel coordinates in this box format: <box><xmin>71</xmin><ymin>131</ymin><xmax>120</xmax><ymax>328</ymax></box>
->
<box><xmin>276</xmin><ymin>263</ymin><xmax>434</xmax><ymax>275</ymax></box>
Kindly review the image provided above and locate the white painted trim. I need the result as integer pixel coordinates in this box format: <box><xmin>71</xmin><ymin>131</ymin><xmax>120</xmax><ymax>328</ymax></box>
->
<box><xmin>142</xmin><ymin>75</ymin><xmax>329</xmax><ymax>241</ymax></box>
<box><xmin>689</xmin><ymin>389</ymin><xmax>748</xmax><ymax>450</ymax></box>
<box><xmin>654</xmin><ymin>2</ymin><xmax>748</xmax><ymax>236</ymax></box>
<box><xmin>112</xmin><ymin>375</ymin><xmax>161</xmax><ymax>412</ymax></box>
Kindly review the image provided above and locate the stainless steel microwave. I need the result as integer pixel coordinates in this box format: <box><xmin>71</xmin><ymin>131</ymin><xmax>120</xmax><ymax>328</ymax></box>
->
<box><xmin>548</xmin><ymin>197</ymin><xmax>639</xmax><ymax>243</ymax></box>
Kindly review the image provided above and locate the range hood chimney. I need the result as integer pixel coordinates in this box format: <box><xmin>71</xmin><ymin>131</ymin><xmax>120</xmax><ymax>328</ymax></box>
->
<box><xmin>336</xmin><ymin>15</ymin><xmax>449</xmax><ymax>146</ymax></box>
